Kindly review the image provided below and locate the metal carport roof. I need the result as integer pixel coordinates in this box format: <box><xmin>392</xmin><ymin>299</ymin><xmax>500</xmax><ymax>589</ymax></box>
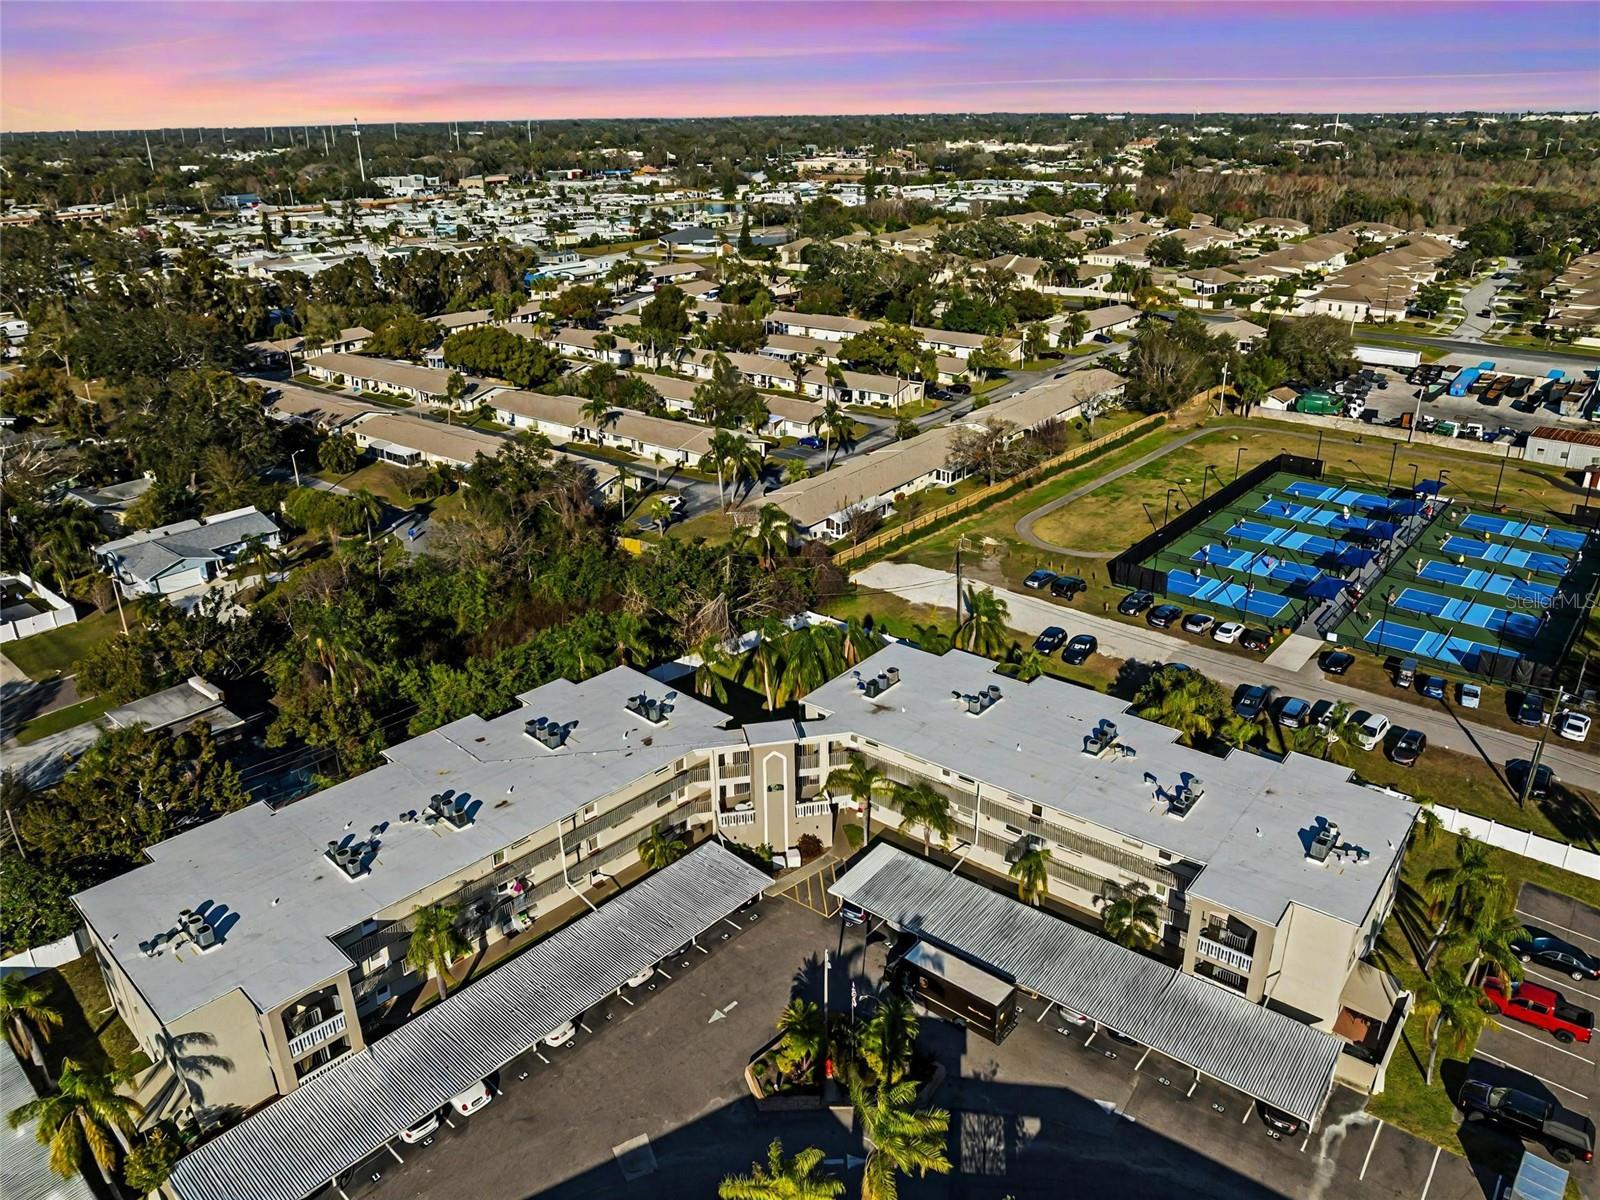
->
<box><xmin>170</xmin><ymin>843</ymin><xmax>769</xmax><ymax>1200</ymax></box>
<box><xmin>829</xmin><ymin>844</ymin><xmax>1343</xmax><ymax>1123</ymax></box>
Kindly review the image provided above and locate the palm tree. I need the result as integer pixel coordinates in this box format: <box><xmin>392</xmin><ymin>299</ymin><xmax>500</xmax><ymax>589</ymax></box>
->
<box><xmin>1422</xmin><ymin>835</ymin><xmax>1509</xmax><ymax>964</ymax></box>
<box><xmin>894</xmin><ymin>781</ymin><xmax>955</xmax><ymax>854</ymax></box>
<box><xmin>778</xmin><ymin>623</ymin><xmax>844</xmax><ymax>705</ymax></box>
<box><xmin>911</xmin><ymin>623</ymin><xmax>952</xmax><ymax>655</ymax></box>
<box><xmin>725</xmin><ymin>436</ymin><xmax>766</xmax><ymax>504</ymax></box>
<box><xmin>1135</xmin><ymin>669</ymin><xmax>1222</xmax><ymax>746</ymax></box>
<box><xmin>1416</xmin><ymin>967</ymin><xmax>1490</xmax><ymax>1085</ymax></box>
<box><xmin>954</xmin><ymin>586</ymin><xmax>1008</xmax><ymax>655</ymax></box>
<box><xmin>7</xmin><ymin>1059</ymin><xmax>142</xmax><ymax>1182</ymax></box>
<box><xmin>1437</xmin><ymin>897</ymin><xmax>1524</xmax><ymax>985</ymax></box>
<box><xmin>851</xmin><ymin>1079</ymin><xmax>952</xmax><ymax>1200</ymax></box>
<box><xmin>775</xmin><ymin>998</ymin><xmax>824</xmax><ymax>1081</ymax></box>
<box><xmin>581</xmin><ymin>394</ymin><xmax>613</xmax><ymax>434</ymax></box>
<box><xmin>238</xmin><ymin>533</ymin><xmax>283</xmax><ymax>591</ymax></box>
<box><xmin>789</xmin><ymin>355</ymin><xmax>812</xmax><ymax>397</ymax></box>
<box><xmin>749</xmin><ymin>617</ymin><xmax>788</xmax><ymax>710</ymax></box>
<box><xmin>639</xmin><ymin>822</ymin><xmax>686</xmax><ymax>870</ymax></box>
<box><xmin>720</xmin><ymin>1139</ymin><xmax>843</xmax><ymax>1200</ymax></box>
<box><xmin>0</xmin><ymin>974</ymin><xmax>62</xmax><ymax>1067</ymax></box>
<box><xmin>693</xmin><ymin>635</ymin><xmax>736</xmax><ymax>704</ymax></box>
<box><xmin>404</xmin><ymin>903</ymin><xmax>469</xmax><ymax>1002</ymax></box>
<box><xmin>829</xmin><ymin>753</ymin><xmax>888</xmax><ymax>844</ymax></box>
<box><xmin>1059</xmin><ymin>311</ymin><xmax>1090</xmax><ymax>351</ymax></box>
<box><xmin>859</xmin><ymin>995</ymin><xmax>918</xmax><ymax>1085</ymax></box>
<box><xmin>1100</xmin><ymin>882</ymin><xmax>1162</xmax><ymax>952</ymax></box>
<box><xmin>1009</xmin><ymin>843</ymin><xmax>1052</xmax><ymax>905</ymax></box>
<box><xmin>1218</xmin><ymin>714</ymin><xmax>1258</xmax><ymax>751</ymax></box>
<box><xmin>810</xmin><ymin>398</ymin><xmax>854</xmax><ymax>469</ymax></box>
<box><xmin>752</xmin><ymin>504</ymin><xmax>792</xmax><ymax>569</ymax></box>
<box><xmin>1014</xmin><ymin>648</ymin><xmax>1045</xmax><ymax>682</ymax></box>
<box><xmin>640</xmin><ymin>493</ymin><xmax>676</xmax><ymax>533</ymax></box>
<box><xmin>701</xmin><ymin>430</ymin><xmax>762</xmax><ymax>511</ymax></box>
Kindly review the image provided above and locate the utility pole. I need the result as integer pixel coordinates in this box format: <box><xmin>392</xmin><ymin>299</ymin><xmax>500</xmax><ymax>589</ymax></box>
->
<box><xmin>1518</xmin><ymin>687</ymin><xmax>1559</xmax><ymax>808</ymax></box>
<box><xmin>353</xmin><ymin>117</ymin><xmax>366</xmax><ymax>182</ymax></box>
<box><xmin>144</xmin><ymin>132</ymin><xmax>155</xmax><ymax>171</ymax></box>
<box><xmin>322</xmin><ymin>126</ymin><xmax>330</xmax><ymax>157</ymax></box>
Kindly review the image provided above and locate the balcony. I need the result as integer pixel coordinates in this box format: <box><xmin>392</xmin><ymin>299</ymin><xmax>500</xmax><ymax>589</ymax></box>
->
<box><xmin>720</xmin><ymin>809</ymin><xmax>757</xmax><ymax>828</ymax></box>
<box><xmin>795</xmin><ymin>799</ymin><xmax>832</xmax><ymax>819</ymax></box>
<box><xmin>286</xmin><ymin>1010</ymin><xmax>347</xmax><ymax>1060</ymax></box>
<box><xmin>1195</xmin><ymin>931</ymin><xmax>1254</xmax><ymax>975</ymax></box>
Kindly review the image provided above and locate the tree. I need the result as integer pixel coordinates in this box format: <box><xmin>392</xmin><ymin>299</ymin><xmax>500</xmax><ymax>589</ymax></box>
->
<box><xmin>751</xmin><ymin>504</ymin><xmax>793</xmax><ymax>570</ymax></box>
<box><xmin>1436</xmin><ymin>895</ymin><xmax>1524</xmax><ymax>986</ymax></box>
<box><xmin>719</xmin><ymin>1139</ymin><xmax>843</xmax><ymax>1200</ymax></box>
<box><xmin>0</xmin><ymin>854</ymin><xmax>82</xmax><ymax>957</ymax></box>
<box><xmin>893</xmin><ymin>780</ymin><xmax>955</xmax><ymax>854</ymax></box>
<box><xmin>1218</xmin><ymin>713</ymin><xmax>1259</xmax><ymax>751</ymax></box>
<box><xmin>638</xmin><ymin>822</ymin><xmax>686</xmax><ymax>870</ymax></box>
<box><xmin>838</xmin><ymin>324</ymin><xmax>936</xmax><ymax>381</ymax></box>
<box><xmin>546</xmin><ymin>284</ymin><xmax>609</xmax><ymax>327</ymax></box>
<box><xmin>441</xmin><ymin>327</ymin><xmax>562</xmax><ymax>389</ymax></box>
<box><xmin>1014</xmin><ymin>648</ymin><xmax>1045</xmax><ymax>682</ymax></box>
<box><xmin>1058</xmin><ymin>311</ymin><xmax>1091</xmax><ymax>350</ymax></box>
<box><xmin>237</xmin><ymin>533</ymin><xmax>283</xmax><ymax>591</ymax></box>
<box><xmin>123</xmin><ymin>1125</ymin><xmax>183</xmax><ymax>1196</ymax></box>
<box><xmin>1415</xmin><ymin>283</ymin><xmax>1450</xmax><ymax>318</ymax></box>
<box><xmin>1008</xmin><ymin>843</ymin><xmax>1052</xmax><ymax>905</ymax></box>
<box><xmin>946</xmin><ymin>419</ymin><xmax>1022</xmax><ymax>485</ymax></box>
<box><xmin>809</xmin><ymin>398</ymin><xmax>853</xmax><ymax>469</ymax></box>
<box><xmin>859</xmin><ymin>994</ymin><xmax>918</xmax><ymax>1086</ymax></box>
<box><xmin>0</xmin><ymin>974</ymin><xmax>62</xmax><ymax>1067</ymax></box>
<box><xmin>693</xmin><ymin>635</ymin><xmax>736</xmax><ymax>704</ymax></box>
<box><xmin>581</xmin><ymin>393</ymin><xmax>614</xmax><ymax>433</ymax></box>
<box><xmin>966</xmin><ymin>337</ymin><xmax>1013</xmax><ymax>379</ymax></box>
<box><xmin>775</xmin><ymin>999</ymin><xmax>824</xmax><ymax>1081</ymax></box>
<box><xmin>777</xmin><ymin>623</ymin><xmax>843</xmax><ymax>706</ymax></box>
<box><xmin>318</xmin><ymin>432</ymin><xmax>361</xmax><ymax>474</ymax></box>
<box><xmin>955</xmin><ymin>585</ymin><xmax>1009</xmax><ymax>655</ymax></box>
<box><xmin>1134</xmin><ymin>665</ymin><xmax>1228</xmax><ymax>746</ymax></box>
<box><xmin>7</xmin><ymin>1059</ymin><xmax>142</xmax><ymax>1182</ymax></box>
<box><xmin>1023</xmin><ymin>323</ymin><xmax>1051</xmax><ymax>362</ymax></box>
<box><xmin>1265</xmin><ymin>315</ymin><xmax>1355</xmax><ymax>384</ymax></box>
<box><xmin>851</xmin><ymin>1079</ymin><xmax>952</xmax><ymax>1200</ymax></box>
<box><xmin>829</xmin><ymin>754</ymin><xmax>888</xmax><ymax>845</ymax></box>
<box><xmin>637</xmin><ymin>284</ymin><xmax>692</xmax><ymax>366</ymax></box>
<box><xmin>1146</xmin><ymin>235</ymin><xmax>1188</xmax><ymax>268</ymax></box>
<box><xmin>366</xmin><ymin>311</ymin><xmax>441</xmax><ymax>361</ymax></box>
<box><xmin>1416</xmin><ymin>967</ymin><xmax>1489</xmax><ymax>1085</ymax></box>
<box><xmin>404</xmin><ymin>903</ymin><xmax>469</xmax><ymax>1002</ymax></box>
<box><xmin>1100</xmin><ymin>882</ymin><xmax>1162</xmax><ymax>951</ymax></box>
<box><xmin>1422</xmin><ymin>835</ymin><xmax>1510</xmax><ymax>964</ymax></box>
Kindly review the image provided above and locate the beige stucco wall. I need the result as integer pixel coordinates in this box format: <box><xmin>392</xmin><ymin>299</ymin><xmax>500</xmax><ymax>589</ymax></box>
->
<box><xmin>165</xmin><ymin>990</ymin><xmax>280</xmax><ymax>1119</ymax></box>
<box><xmin>1263</xmin><ymin>903</ymin><xmax>1360</xmax><ymax>1027</ymax></box>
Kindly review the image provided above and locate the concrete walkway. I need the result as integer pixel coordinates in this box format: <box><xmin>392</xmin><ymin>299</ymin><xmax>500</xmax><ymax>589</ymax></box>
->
<box><xmin>1014</xmin><ymin>425</ymin><xmax>1218</xmax><ymax>556</ymax></box>
<box><xmin>854</xmin><ymin>560</ymin><xmax>1600</xmax><ymax>791</ymax></box>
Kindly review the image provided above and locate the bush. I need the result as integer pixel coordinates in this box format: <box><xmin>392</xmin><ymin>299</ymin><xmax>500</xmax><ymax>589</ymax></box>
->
<box><xmin>797</xmin><ymin>833</ymin><xmax>825</xmax><ymax>862</ymax></box>
<box><xmin>124</xmin><ymin>1125</ymin><xmax>182</xmax><ymax>1195</ymax></box>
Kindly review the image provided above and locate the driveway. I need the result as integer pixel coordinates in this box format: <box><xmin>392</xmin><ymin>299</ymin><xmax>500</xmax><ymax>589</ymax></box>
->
<box><xmin>853</xmin><ymin>561</ymin><xmax>1600</xmax><ymax>790</ymax></box>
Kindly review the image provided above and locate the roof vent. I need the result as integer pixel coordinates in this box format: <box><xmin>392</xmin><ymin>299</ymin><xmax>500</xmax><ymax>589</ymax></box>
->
<box><xmin>860</xmin><ymin>667</ymin><xmax>901</xmax><ymax>699</ymax></box>
<box><xmin>524</xmin><ymin>716</ymin><xmax>572</xmax><ymax>748</ymax></box>
<box><xmin>951</xmin><ymin>684</ymin><xmax>1003</xmax><ymax>716</ymax></box>
<box><xmin>325</xmin><ymin>840</ymin><xmax>370</xmax><ymax>878</ymax></box>
<box><xmin>625</xmin><ymin>693</ymin><xmax>674</xmax><ymax>725</ymax></box>
<box><xmin>1307</xmin><ymin>819</ymin><xmax>1340</xmax><ymax>863</ymax></box>
<box><xmin>1168</xmin><ymin>778</ymin><xmax>1204</xmax><ymax>818</ymax></box>
<box><xmin>427</xmin><ymin>792</ymin><xmax>473</xmax><ymax>830</ymax></box>
<box><xmin>1083</xmin><ymin>719</ymin><xmax>1120</xmax><ymax>757</ymax></box>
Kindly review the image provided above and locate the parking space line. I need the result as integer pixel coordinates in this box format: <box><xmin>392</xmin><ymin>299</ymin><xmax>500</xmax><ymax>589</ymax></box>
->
<box><xmin>1419</xmin><ymin>1145</ymin><xmax>1441</xmax><ymax>1200</ymax></box>
<box><xmin>618</xmin><ymin>993</ymin><xmax>634</xmax><ymax>1006</ymax></box>
<box><xmin>1036</xmin><ymin>1002</ymin><xmax>1054</xmax><ymax>1024</ymax></box>
<box><xmin>1489</xmin><ymin>1022</ymin><xmax>1594</xmax><ymax>1063</ymax></box>
<box><xmin>1473</xmin><ymin>1050</ymin><xmax>1589</xmax><ymax>1100</ymax></box>
<box><xmin>535</xmin><ymin>1051</ymin><xmax>550</xmax><ymax>1065</ymax></box>
<box><xmin>1135</xmin><ymin>1047</ymin><xmax>1151</xmax><ymax>1071</ymax></box>
<box><xmin>1240</xmin><ymin>1098</ymin><xmax>1255</xmax><ymax>1125</ymax></box>
<box><xmin>723</xmin><ymin>917</ymin><xmax>741</xmax><ymax>930</ymax></box>
<box><xmin>1523</xmin><ymin>965</ymin><xmax>1600</xmax><ymax>1004</ymax></box>
<box><xmin>656</xmin><ymin>968</ymin><xmax>672</xmax><ymax>980</ymax></box>
<box><xmin>386</xmin><ymin>1143</ymin><xmax>404</xmax><ymax>1164</ymax></box>
<box><xmin>695</xmin><ymin>944</ymin><xmax>709</xmax><ymax>955</ymax></box>
<box><xmin>579</xmin><ymin>1022</ymin><xmax>594</xmax><ymax>1034</ymax></box>
<box><xmin>1515</xmin><ymin>909</ymin><xmax>1600</xmax><ymax>949</ymax></box>
<box><xmin>1359</xmin><ymin>1119</ymin><xmax>1383</xmax><ymax>1180</ymax></box>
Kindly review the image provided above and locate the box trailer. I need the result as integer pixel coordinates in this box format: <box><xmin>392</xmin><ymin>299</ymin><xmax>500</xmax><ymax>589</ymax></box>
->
<box><xmin>1448</xmin><ymin>367</ymin><xmax>1481</xmax><ymax>397</ymax></box>
<box><xmin>1355</xmin><ymin>345</ymin><xmax>1422</xmax><ymax>370</ymax></box>
<box><xmin>897</xmin><ymin>941</ymin><xmax>1019</xmax><ymax>1044</ymax></box>
<box><xmin>1295</xmin><ymin>390</ymin><xmax>1339</xmax><ymax>415</ymax></box>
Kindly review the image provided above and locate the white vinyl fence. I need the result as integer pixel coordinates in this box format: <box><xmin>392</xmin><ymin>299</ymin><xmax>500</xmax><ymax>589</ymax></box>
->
<box><xmin>1431</xmin><ymin>805</ymin><xmax>1600</xmax><ymax>879</ymax></box>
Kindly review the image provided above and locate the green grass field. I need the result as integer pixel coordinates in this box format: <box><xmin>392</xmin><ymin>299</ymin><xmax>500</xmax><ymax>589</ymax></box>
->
<box><xmin>3</xmin><ymin>609</ymin><xmax>121</xmax><ymax>680</ymax></box>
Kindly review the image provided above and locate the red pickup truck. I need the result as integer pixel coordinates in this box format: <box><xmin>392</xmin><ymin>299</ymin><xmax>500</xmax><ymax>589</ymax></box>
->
<box><xmin>1483</xmin><ymin>975</ymin><xmax>1595</xmax><ymax>1044</ymax></box>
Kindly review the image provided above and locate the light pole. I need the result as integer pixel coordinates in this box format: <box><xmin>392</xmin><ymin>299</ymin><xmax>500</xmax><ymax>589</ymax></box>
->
<box><xmin>1407</xmin><ymin>464</ymin><xmax>1420</xmax><ymax>494</ymax></box>
<box><xmin>291</xmin><ymin>448</ymin><xmax>303</xmax><ymax>487</ymax></box>
<box><xmin>1165</xmin><ymin>488</ymin><xmax>1178</xmax><ymax>526</ymax></box>
<box><xmin>1385</xmin><ymin>441</ymin><xmax>1399</xmax><ymax>492</ymax></box>
<box><xmin>1492</xmin><ymin>451</ymin><xmax>1509</xmax><ymax>510</ymax></box>
<box><xmin>1234</xmin><ymin>446</ymin><xmax>1245</xmax><ymax>482</ymax></box>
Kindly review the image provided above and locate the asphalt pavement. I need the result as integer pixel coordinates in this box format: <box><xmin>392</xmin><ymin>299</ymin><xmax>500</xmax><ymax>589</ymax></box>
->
<box><xmin>853</xmin><ymin>561</ymin><xmax>1600</xmax><ymax>790</ymax></box>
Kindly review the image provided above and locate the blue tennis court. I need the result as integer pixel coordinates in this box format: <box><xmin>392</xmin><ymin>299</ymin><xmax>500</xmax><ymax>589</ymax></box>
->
<box><xmin>1165</xmin><ymin>570</ymin><xmax>1291</xmax><ymax>618</ymax></box>
<box><xmin>1190</xmin><ymin>546</ymin><xmax>1321</xmax><ymax>587</ymax></box>
<box><xmin>1256</xmin><ymin>501</ymin><xmax>1397</xmax><ymax>540</ymax></box>
<box><xmin>1441</xmin><ymin>536</ymin><xmax>1569</xmax><ymax>577</ymax></box>
<box><xmin>1415</xmin><ymin>560</ymin><xmax>1558</xmax><ymax>604</ymax></box>
<box><xmin>1460</xmin><ymin>513</ymin><xmax>1588</xmax><ymax>551</ymax></box>
<box><xmin>1392</xmin><ymin>587</ymin><xmax>1544</xmax><ymax>639</ymax></box>
<box><xmin>1282</xmin><ymin>480</ymin><xmax>1392</xmax><ymax>513</ymax></box>
<box><xmin>1361</xmin><ymin>620</ymin><xmax>1518</xmax><ymax>670</ymax></box>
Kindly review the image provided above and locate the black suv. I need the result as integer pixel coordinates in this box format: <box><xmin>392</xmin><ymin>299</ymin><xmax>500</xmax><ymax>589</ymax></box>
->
<box><xmin>1516</xmin><ymin>692</ymin><xmax>1547</xmax><ymax>727</ymax></box>
<box><xmin>1514</xmin><ymin>930</ymin><xmax>1600</xmax><ymax>981</ymax></box>
<box><xmin>1508</xmin><ymin>759</ymin><xmax>1554</xmax><ymax>800</ymax></box>
<box><xmin>1460</xmin><ymin>1079</ymin><xmax>1595</xmax><ymax>1164</ymax></box>
<box><xmin>1117</xmin><ymin>591</ymin><xmax>1155</xmax><ymax>616</ymax></box>
<box><xmin>1034</xmin><ymin>626</ymin><xmax>1067</xmax><ymax>654</ymax></box>
<box><xmin>1320</xmin><ymin>650</ymin><xmax>1355</xmax><ymax>676</ymax></box>
<box><xmin>1062</xmin><ymin>634</ymin><xmax>1097</xmax><ymax>665</ymax></box>
<box><xmin>1050</xmin><ymin>575</ymin><xmax>1087</xmax><ymax>600</ymax></box>
<box><xmin>1240</xmin><ymin>628</ymin><xmax>1271</xmax><ymax>652</ymax></box>
<box><xmin>1147</xmin><ymin>603</ymin><xmax>1183</xmax><ymax>629</ymax></box>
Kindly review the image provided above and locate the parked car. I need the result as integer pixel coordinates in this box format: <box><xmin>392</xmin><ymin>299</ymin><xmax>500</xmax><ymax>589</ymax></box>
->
<box><xmin>1023</xmin><ymin>568</ymin><xmax>1057</xmax><ymax>590</ymax></box>
<box><xmin>1309</xmin><ymin>699</ymin><xmax>1338</xmax><ymax>730</ymax></box>
<box><xmin>1517</xmin><ymin>692</ymin><xmax>1547</xmax><ymax>727</ymax></box>
<box><xmin>452</xmin><ymin>1080</ymin><xmax>493</xmax><ymax>1116</ymax></box>
<box><xmin>1034</xmin><ymin>626</ymin><xmax>1067</xmax><ymax>654</ymax></box>
<box><xmin>1147</xmin><ymin>603</ymin><xmax>1183</xmax><ymax>629</ymax></box>
<box><xmin>1507</xmin><ymin>759</ymin><xmax>1555</xmax><ymax>800</ymax></box>
<box><xmin>1482</xmin><ymin>975</ymin><xmax>1595</xmax><ymax>1044</ymax></box>
<box><xmin>840</xmin><ymin>901</ymin><xmax>867</xmax><ymax>927</ymax></box>
<box><xmin>797</xmin><ymin>435</ymin><xmax>825</xmax><ymax>450</ymax></box>
<box><xmin>1278</xmin><ymin>697</ymin><xmax>1311</xmax><ymax>729</ymax></box>
<box><xmin>1258</xmin><ymin>1105</ymin><xmax>1302</xmax><ymax>1138</ymax></box>
<box><xmin>1212</xmin><ymin>621</ymin><xmax>1245</xmax><ymax>645</ymax></box>
<box><xmin>1062</xmin><ymin>634</ymin><xmax>1097</xmax><ymax>665</ymax></box>
<box><xmin>544</xmin><ymin>1019</ymin><xmax>579</xmax><ymax>1048</ymax></box>
<box><xmin>1233</xmin><ymin>685</ymin><xmax>1269</xmax><ymax>718</ymax></box>
<box><xmin>1117</xmin><ymin>591</ymin><xmax>1155</xmax><ymax>616</ymax></box>
<box><xmin>1418</xmin><ymin>676</ymin><xmax>1446</xmax><ymax>701</ymax></box>
<box><xmin>1050</xmin><ymin>575</ymin><xmax>1087</xmax><ymax>599</ymax></box>
<box><xmin>1353</xmin><ymin>711</ymin><xmax>1390</xmax><ymax>751</ymax></box>
<box><xmin>1513</xmin><ymin>932</ymin><xmax>1600</xmax><ymax>981</ymax></box>
<box><xmin>1391</xmin><ymin>728</ymin><xmax>1427</xmax><ymax>766</ymax></box>
<box><xmin>1458</xmin><ymin>682</ymin><xmax>1481</xmax><ymax>709</ymax></box>
<box><xmin>1240</xmin><ymin>628</ymin><xmax>1271</xmax><ymax>652</ymax></box>
<box><xmin>1459</xmin><ymin>1079</ymin><xmax>1595</xmax><ymax>1165</ymax></box>
<box><xmin>1558</xmin><ymin>711</ymin><xmax>1591</xmax><ymax>742</ymax></box>
<box><xmin>624</xmin><ymin>964</ymin><xmax>655</xmax><ymax>988</ymax></box>
<box><xmin>1180</xmin><ymin>612</ymin><xmax>1214</xmax><ymax>636</ymax></box>
<box><xmin>400</xmin><ymin>1109</ymin><xmax>443</xmax><ymax>1144</ymax></box>
<box><xmin>1320</xmin><ymin>650</ymin><xmax>1354</xmax><ymax>676</ymax></box>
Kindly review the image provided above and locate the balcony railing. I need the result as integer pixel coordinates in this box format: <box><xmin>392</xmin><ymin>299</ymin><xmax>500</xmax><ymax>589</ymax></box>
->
<box><xmin>720</xmin><ymin>809</ymin><xmax>757</xmax><ymax>827</ymax></box>
<box><xmin>295</xmin><ymin>1047</ymin><xmax>353</xmax><ymax>1085</ymax></box>
<box><xmin>287</xmin><ymin>1010</ymin><xmax>347</xmax><ymax>1060</ymax></box>
<box><xmin>1195</xmin><ymin>932</ymin><xmax>1254</xmax><ymax>974</ymax></box>
<box><xmin>795</xmin><ymin>799</ymin><xmax>832</xmax><ymax>819</ymax></box>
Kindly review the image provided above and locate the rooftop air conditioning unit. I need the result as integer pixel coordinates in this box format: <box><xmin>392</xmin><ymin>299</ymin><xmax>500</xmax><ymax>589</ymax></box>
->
<box><xmin>192</xmin><ymin>923</ymin><xmax>218</xmax><ymax>950</ymax></box>
<box><xmin>1307</xmin><ymin>820</ymin><xmax>1340</xmax><ymax>863</ymax></box>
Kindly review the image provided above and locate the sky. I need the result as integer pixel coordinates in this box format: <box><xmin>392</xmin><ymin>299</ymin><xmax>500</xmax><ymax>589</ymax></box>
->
<box><xmin>2</xmin><ymin>1</ymin><xmax>1597</xmax><ymax>132</ymax></box>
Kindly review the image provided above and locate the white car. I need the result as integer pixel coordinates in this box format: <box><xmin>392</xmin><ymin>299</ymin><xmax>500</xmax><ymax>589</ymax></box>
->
<box><xmin>399</xmin><ymin>1110</ymin><xmax>442</xmax><ymax>1144</ymax></box>
<box><xmin>1354</xmin><ymin>712</ymin><xmax>1391</xmax><ymax>752</ymax></box>
<box><xmin>624</xmin><ymin>965</ymin><xmax>655</xmax><ymax>989</ymax></box>
<box><xmin>1458</xmin><ymin>682</ymin><xmax>1481</xmax><ymax>710</ymax></box>
<box><xmin>1212</xmin><ymin>622</ymin><xmax>1245</xmax><ymax>645</ymax></box>
<box><xmin>1558</xmin><ymin>712</ymin><xmax>1591</xmax><ymax>743</ymax></box>
<box><xmin>544</xmin><ymin>1019</ymin><xmax>578</xmax><ymax>1048</ymax></box>
<box><xmin>451</xmin><ymin>1080</ymin><xmax>492</xmax><ymax>1116</ymax></box>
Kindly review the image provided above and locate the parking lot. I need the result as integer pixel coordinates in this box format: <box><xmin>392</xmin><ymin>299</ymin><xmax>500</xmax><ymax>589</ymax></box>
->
<box><xmin>1352</xmin><ymin>361</ymin><xmax>1589</xmax><ymax>437</ymax></box>
<box><xmin>300</xmin><ymin>877</ymin><xmax>1540</xmax><ymax>1200</ymax></box>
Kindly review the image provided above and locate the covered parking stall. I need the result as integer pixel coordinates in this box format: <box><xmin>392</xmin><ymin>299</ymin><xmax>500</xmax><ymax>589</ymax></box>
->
<box><xmin>829</xmin><ymin>844</ymin><xmax>1344</xmax><ymax>1126</ymax></box>
<box><xmin>169</xmin><ymin>845</ymin><xmax>770</xmax><ymax>1200</ymax></box>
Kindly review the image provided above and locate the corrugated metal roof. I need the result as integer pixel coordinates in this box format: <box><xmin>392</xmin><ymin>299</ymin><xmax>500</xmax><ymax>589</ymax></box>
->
<box><xmin>2</xmin><ymin>1041</ymin><xmax>98</xmax><ymax>1200</ymax></box>
<box><xmin>170</xmin><ymin>844</ymin><xmax>768</xmax><ymax>1200</ymax></box>
<box><xmin>829</xmin><ymin>844</ymin><xmax>1342</xmax><ymax>1123</ymax></box>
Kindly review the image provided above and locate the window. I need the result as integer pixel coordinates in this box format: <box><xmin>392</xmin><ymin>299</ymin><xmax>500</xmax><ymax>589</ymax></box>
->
<box><xmin>492</xmin><ymin>850</ymin><xmax>505</xmax><ymax>867</ymax></box>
